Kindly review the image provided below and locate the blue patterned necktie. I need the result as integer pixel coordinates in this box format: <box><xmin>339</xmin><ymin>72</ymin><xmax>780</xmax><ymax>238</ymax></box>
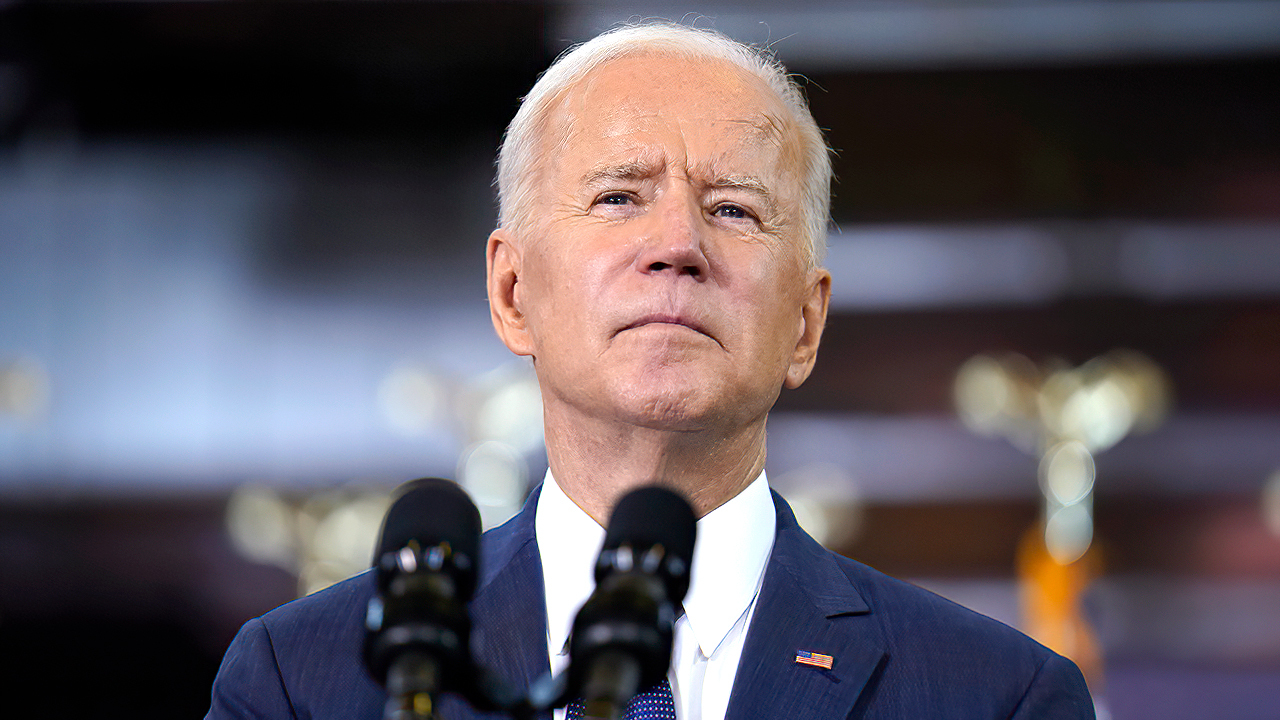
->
<box><xmin>564</xmin><ymin>676</ymin><xmax>677</xmax><ymax>720</ymax></box>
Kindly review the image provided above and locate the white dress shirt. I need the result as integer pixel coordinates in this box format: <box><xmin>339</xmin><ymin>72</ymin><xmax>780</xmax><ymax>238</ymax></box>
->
<box><xmin>535</xmin><ymin>470</ymin><xmax>776</xmax><ymax>720</ymax></box>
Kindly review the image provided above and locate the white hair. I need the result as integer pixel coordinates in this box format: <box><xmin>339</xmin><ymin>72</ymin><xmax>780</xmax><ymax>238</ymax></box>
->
<box><xmin>495</xmin><ymin>21</ymin><xmax>832</xmax><ymax>266</ymax></box>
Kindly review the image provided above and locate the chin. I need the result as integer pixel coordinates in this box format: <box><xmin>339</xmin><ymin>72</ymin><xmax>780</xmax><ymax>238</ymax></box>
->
<box><xmin>597</xmin><ymin>364</ymin><xmax>775</xmax><ymax>432</ymax></box>
<box><xmin>630</xmin><ymin>400</ymin><xmax>712</xmax><ymax>432</ymax></box>
<box><xmin>613</xmin><ymin>382</ymin><xmax>718</xmax><ymax>432</ymax></box>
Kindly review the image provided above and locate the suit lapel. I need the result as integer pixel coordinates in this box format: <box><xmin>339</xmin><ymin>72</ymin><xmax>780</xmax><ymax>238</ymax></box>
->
<box><xmin>469</xmin><ymin>487</ymin><xmax>550</xmax><ymax>694</ymax></box>
<box><xmin>724</xmin><ymin>492</ymin><xmax>886</xmax><ymax>720</ymax></box>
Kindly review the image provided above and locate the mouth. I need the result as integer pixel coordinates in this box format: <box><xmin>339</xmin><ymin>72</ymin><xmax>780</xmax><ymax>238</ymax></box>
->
<box><xmin>619</xmin><ymin>313</ymin><xmax>721</xmax><ymax>347</ymax></box>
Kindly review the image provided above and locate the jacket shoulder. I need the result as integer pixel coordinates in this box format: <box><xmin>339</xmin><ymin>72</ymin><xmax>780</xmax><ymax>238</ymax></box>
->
<box><xmin>835</xmin><ymin>554</ymin><xmax>1039</xmax><ymax>652</ymax></box>
<box><xmin>257</xmin><ymin>570</ymin><xmax>376</xmax><ymax>640</ymax></box>
<box><xmin>207</xmin><ymin>572</ymin><xmax>384</xmax><ymax>720</ymax></box>
<box><xmin>828</xmin><ymin>552</ymin><xmax>1094</xmax><ymax>718</ymax></box>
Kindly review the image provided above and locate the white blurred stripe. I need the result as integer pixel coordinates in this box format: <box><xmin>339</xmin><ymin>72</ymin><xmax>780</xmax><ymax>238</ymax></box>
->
<box><xmin>825</xmin><ymin>225</ymin><xmax>1070</xmax><ymax>308</ymax></box>
<box><xmin>1119</xmin><ymin>225</ymin><xmax>1280</xmax><ymax>299</ymax></box>
<box><xmin>825</xmin><ymin>222</ymin><xmax>1280</xmax><ymax>309</ymax></box>
<box><xmin>767</xmin><ymin>412</ymin><xmax>1280</xmax><ymax>501</ymax></box>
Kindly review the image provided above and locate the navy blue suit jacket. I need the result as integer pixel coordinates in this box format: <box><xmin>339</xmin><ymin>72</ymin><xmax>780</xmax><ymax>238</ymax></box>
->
<box><xmin>206</xmin><ymin>487</ymin><xmax>1094</xmax><ymax>719</ymax></box>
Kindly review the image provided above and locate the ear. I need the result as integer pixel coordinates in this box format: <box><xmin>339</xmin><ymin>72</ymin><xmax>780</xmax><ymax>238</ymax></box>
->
<box><xmin>487</xmin><ymin>228</ymin><xmax>535</xmax><ymax>357</ymax></box>
<box><xmin>784</xmin><ymin>267</ymin><xmax>831</xmax><ymax>389</ymax></box>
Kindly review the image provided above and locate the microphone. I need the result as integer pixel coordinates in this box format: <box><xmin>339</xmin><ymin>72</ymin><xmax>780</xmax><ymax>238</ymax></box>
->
<box><xmin>563</xmin><ymin>486</ymin><xmax>696</xmax><ymax>719</ymax></box>
<box><xmin>363</xmin><ymin>478</ymin><xmax>482</xmax><ymax>720</ymax></box>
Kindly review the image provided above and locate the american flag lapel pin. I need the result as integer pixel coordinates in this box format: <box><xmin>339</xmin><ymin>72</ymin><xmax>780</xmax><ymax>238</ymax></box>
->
<box><xmin>794</xmin><ymin>649</ymin><xmax>834</xmax><ymax>670</ymax></box>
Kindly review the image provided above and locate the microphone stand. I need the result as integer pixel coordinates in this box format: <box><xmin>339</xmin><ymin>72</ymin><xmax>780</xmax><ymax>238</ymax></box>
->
<box><xmin>384</xmin><ymin>650</ymin><xmax>441</xmax><ymax>720</ymax></box>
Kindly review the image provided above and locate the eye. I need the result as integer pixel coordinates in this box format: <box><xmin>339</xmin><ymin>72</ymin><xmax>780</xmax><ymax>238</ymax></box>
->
<box><xmin>712</xmin><ymin>203</ymin><xmax>753</xmax><ymax>220</ymax></box>
<box><xmin>595</xmin><ymin>192</ymin><xmax>635</xmax><ymax>206</ymax></box>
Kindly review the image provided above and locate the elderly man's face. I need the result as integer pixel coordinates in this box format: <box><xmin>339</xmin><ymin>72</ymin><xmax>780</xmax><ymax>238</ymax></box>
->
<box><xmin>489</xmin><ymin>53</ymin><xmax>829</xmax><ymax>434</ymax></box>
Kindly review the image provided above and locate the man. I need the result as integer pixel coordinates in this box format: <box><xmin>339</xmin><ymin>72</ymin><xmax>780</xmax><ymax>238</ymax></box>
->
<box><xmin>207</xmin><ymin>22</ymin><xmax>1095</xmax><ymax>720</ymax></box>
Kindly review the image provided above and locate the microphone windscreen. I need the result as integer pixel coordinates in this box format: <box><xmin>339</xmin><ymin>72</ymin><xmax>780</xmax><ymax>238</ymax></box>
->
<box><xmin>603</xmin><ymin>486</ymin><xmax>696</xmax><ymax>574</ymax></box>
<box><xmin>375</xmin><ymin>477</ymin><xmax>482</xmax><ymax>570</ymax></box>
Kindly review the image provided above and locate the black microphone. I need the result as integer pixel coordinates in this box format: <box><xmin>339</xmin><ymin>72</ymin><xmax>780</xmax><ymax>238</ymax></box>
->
<box><xmin>363</xmin><ymin>478</ymin><xmax>482</xmax><ymax>720</ymax></box>
<box><xmin>564</xmin><ymin>486</ymin><xmax>697</xmax><ymax>719</ymax></box>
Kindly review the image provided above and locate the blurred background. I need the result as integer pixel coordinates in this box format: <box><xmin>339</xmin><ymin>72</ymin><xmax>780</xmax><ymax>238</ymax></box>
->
<box><xmin>2</xmin><ymin>1</ymin><xmax>1279</xmax><ymax>718</ymax></box>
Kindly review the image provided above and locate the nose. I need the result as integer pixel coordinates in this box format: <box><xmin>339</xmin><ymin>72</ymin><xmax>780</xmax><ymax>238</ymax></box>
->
<box><xmin>634</xmin><ymin>190</ymin><xmax>710</xmax><ymax>280</ymax></box>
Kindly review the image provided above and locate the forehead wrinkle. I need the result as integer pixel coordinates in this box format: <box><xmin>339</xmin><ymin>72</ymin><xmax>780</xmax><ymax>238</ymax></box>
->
<box><xmin>697</xmin><ymin>170</ymin><xmax>777</xmax><ymax>211</ymax></box>
<box><xmin>691</xmin><ymin>111</ymin><xmax>789</xmax><ymax>177</ymax></box>
<box><xmin>709</xmin><ymin>108</ymin><xmax>789</xmax><ymax>150</ymax></box>
<box><xmin>579</xmin><ymin>158</ymin><xmax>665</xmax><ymax>188</ymax></box>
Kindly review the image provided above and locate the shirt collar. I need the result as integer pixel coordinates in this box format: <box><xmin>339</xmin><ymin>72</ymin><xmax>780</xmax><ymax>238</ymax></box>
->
<box><xmin>535</xmin><ymin>472</ymin><xmax>606</xmax><ymax>669</ymax></box>
<box><xmin>682</xmin><ymin>471</ymin><xmax>775</xmax><ymax>658</ymax></box>
<box><xmin>534</xmin><ymin>469</ymin><xmax>776</xmax><ymax>664</ymax></box>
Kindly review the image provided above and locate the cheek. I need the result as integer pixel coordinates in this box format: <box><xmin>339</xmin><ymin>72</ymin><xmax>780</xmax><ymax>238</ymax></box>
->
<box><xmin>521</xmin><ymin>247</ymin><xmax>609</xmax><ymax>337</ymax></box>
<box><xmin>731</xmin><ymin>263</ymin><xmax>807</xmax><ymax>350</ymax></box>
<box><xmin>723</xmin><ymin>248</ymin><xmax>799</xmax><ymax>309</ymax></box>
<box><xmin>516</xmin><ymin>253</ymin><xmax>565</xmax><ymax>340</ymax></box>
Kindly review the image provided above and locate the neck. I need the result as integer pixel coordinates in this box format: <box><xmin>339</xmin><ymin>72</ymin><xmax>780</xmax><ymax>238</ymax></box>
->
<box><xmin>542</xmin><ymin>408</ymin><xmax>768</xmax><ymax>524</ymax></box>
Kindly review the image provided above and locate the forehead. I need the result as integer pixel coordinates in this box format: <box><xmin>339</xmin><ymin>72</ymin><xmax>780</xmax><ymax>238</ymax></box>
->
<box><xmin>547</xmin><ymin>53</ymin><xmax>800</xmax><ymax>176</ymax></box>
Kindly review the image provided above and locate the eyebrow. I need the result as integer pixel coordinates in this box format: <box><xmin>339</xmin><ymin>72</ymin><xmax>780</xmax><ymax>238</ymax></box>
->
<box><xmin>579</xmin><ymin>161</ymin><xmax>661</xmax><ymax>188</ymax></box>
<box><xmin>705</xmin><ymin>173</ymin><xmax>779</xmax><ymax>216</ymax></box>
<box><xmin>582</xmin><ymin>164</ymin><xmax>774</xmax><ymax>196</ymax></box>
<box><xmin>578</xmin><ymin>162</ymin><xmax>780</xmax><ymax>215</ymax></box>
<box><xmin>708</xmin><ymin>174</ymin><xmax>772</xmax><ymax>197</ymax></box>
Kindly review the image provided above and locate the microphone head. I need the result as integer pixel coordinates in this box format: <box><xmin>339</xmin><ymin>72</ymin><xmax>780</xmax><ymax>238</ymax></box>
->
<box><xmin>365</xmin><ymin>478</ymin><xmax>482</xmax><ymax>692</ymax></box>
<box><xmin>374</xmin><ymin>477</ymin><xmax>482</xmax><ymax>598</ymax></box>
<box><xmin>600</xmin><ymin>486</ymin><xmax>696</xmax><ymax>602</ymax></box>
<box><xmin>566</xmin><ymin>486</ymin><xmax>696</xmax><ymax>707</ymax></box>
